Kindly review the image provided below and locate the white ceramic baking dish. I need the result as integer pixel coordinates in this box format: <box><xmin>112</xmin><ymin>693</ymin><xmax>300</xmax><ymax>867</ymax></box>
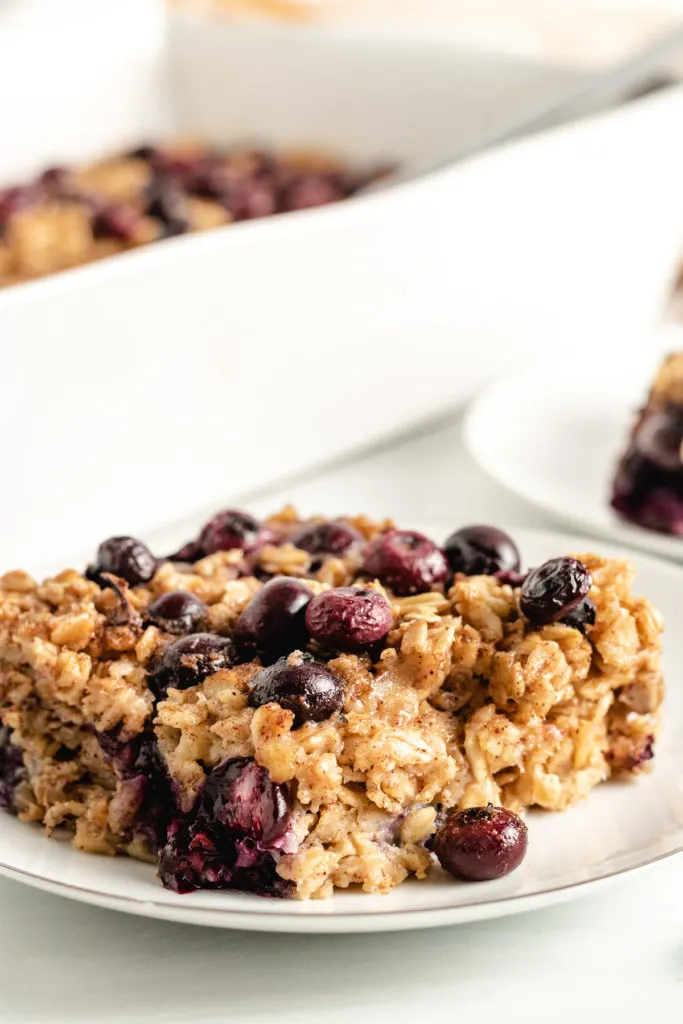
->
<box><xmin>2</xmin><ymin>2</ymin><xmax>683</xmax><ymax>571</ymax></box>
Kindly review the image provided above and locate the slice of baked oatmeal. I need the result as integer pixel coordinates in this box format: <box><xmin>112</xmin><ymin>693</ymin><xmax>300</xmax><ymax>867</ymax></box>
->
<box><xmin>0</xmin><ymin>509</ymin><xmax>664</xmax><ymax>898</ymax></box>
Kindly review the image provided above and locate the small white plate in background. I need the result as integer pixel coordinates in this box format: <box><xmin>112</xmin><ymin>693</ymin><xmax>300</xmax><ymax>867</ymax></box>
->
<box><xmin>464</xmin><ymin>326</ymin><xmax>683</xmax><ymax>561</ymax></box>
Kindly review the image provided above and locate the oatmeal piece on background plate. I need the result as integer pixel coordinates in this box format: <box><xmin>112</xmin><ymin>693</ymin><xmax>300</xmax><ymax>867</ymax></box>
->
<box><xmin>611</xmin><ymin>351</ymin><xmax>683</xmax><ymax>535</ymax></box>
<box><xmin>0</xmin><ymin>509</ymin><xmax>664</xmax><ymax>899</ymax></box>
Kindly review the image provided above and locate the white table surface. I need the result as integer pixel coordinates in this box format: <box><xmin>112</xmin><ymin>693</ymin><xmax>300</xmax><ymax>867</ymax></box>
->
<box><xmin>1</xmin><ymin>417</ymin><xmax>681</xmax><ymax>1023</ymax></box>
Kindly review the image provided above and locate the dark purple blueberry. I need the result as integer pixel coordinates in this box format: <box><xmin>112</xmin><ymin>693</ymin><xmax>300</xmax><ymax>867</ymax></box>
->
<box><xmin>248</xmin><ymin>654</ymin><xmax>343</xmax><ymax>726</ymax></box>
<box><xmin>200</xmin><ymin>757</ymin><xmax>290</xmax><ymax>846</ymax></box>
<box><xmin>90</xmin><ymin>536</ymin><xmax>157</xmax><ymax>586</ymax></box>
<box><xmin>433</xmin><ymin>804</ymin><xmax>528</xmax><ymax>882</ymax></box>
<box><xmin>281</xmin><ymin>173</ymin><xmax>344</xmax><ymax>212</ymax></box>
<box><xmin>520</xmin><ymin>557</ymin><xmax>592</xmax><ymax>628</ymax></box>
<box><xmin>362</xmin><ymin>529</ymin><xmax>449</xmax><ymax>596</ymax></box>
<box><xmin>199</xmin><ymin>509</ymin><xmax>261</xmax><ymax>556</ymax></box>
<box><xmin>157</xmin><ymin>757</ymin><xmax>294</xmax><ymax>896</ymax></box>
<box><xmin>305</xmin><ymin>587</ymin><xmax>393</xmax><ymax>653</ymax></box>
<box><xmin>165</xmin><ymin>540</ymin><xmax>204</xmax><ymax>564</ymax></box>
<box><xmin>444</xmin><ymin>525</ymin><xmax>520</xmax><ymax>577</ymax></box>
<box><xmin>146</xmin><ymin>176</ymin><xmax>188</xmax><ymax>237</ymax></box>
<box><xmin>96</xmin><ymin>729</ymin><xmax>175</xmax><ymax>853</ymax></box>
<box><xmin>633</xmin><ymin>409</ymin><xmax>683</xmax><ymax>471</ymax></box>
<box><xmin>127</xmin><ymin>144</ymin><xmax>160</xmax><ymax>162</ymax></box>
<box><xmin>561</xmin><ymin>596</ymin><xmax>596</xmax><ymax>634</ymax></box>
<box><xmin>152</xmin><ymin>632</ymin><xmax>238</xmax><ymax>696</ymax></box>
<box><xmin>146</xmin><ymin>590</ymin><xmax>207</xmax><ymax>634</ymax></box>
<box><xmin>0</xmin><ymin>726</ymin><xmax>26</xmax><ymax>812</ymax></box>
<box><xmin>39</xmin><ymin>166</ymin><xmax>71</xmax><ymax>196</ymax></box>
<box><xmin>93</xmin><ymin>203</ymin><xmax>142</xmax><ymax>241</ymax></box>
<box><xmin>233</xmin><ymin>577</ymin><xmax>313</xmax><ymax>664</ymax></box>
<box><xmin>223</xmin><ymin>179</ymin><xmax>278</xmax><ymax>220</ymax></box>
<box><xmin>290</xmin><ymin>520</ymin><xmax>362</xmax><ymax>557</ymax></box>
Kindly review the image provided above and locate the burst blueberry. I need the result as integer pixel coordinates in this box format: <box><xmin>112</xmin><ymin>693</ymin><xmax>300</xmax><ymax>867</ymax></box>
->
<box><xmin>152</xmin><ymin>632</ymin><xmax>238</xmax><ymax>696</ymax></box>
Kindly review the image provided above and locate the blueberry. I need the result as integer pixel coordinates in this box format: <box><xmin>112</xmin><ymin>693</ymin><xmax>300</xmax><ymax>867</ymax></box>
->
<box><xmin>0</xmin><ymin>726</ymin><xmax>27</xmax><ymax>812</ymax></box>
<box><xmin>305</xmin><ymin>587</ymin><xmax>393</xmax><ymax>653</ymax></box>
<box><xmin>362</xmin><ymin>530</ymin><xmax>449</xmax><ymax>596</ymax></box>
<box><xmin>146</xmin><ymin>176</ymin><xmax>189</xmax><ymax>237</ymax></box>
<box><xmin>223</xmin><ymin>179</ymin><xmax>278</xmax><ymax>220</ymax></box>
<box><xmin>234</xmin><ymin>577</ymin><xmax>313</xmax><ymax>664</ymax></box>
<box><xmin>93</xmin><ymin>203</ymin><xmax>142</xmax><ymax>241</ymax></box>
<box><xmin>165</xmin><ymin>540</ymin><xmax>204</xmax><ymax>564</ymax></box>
<box><xmin>152</xmin><ymin>632</ymin><xmax>238</xmax><ymax>696</ymax></box>
<box><xmin>561</xmin><ymin>596</ymin><xmax>596</xmax><ymax>634</ymax></box>
<box><xmin>157</xmin><ymin>757</ymin><xmax>293</xmax><ymax>896</ymax></box>
<box><xmin>248</xmin><ymin>654</ymin><xmax>343</xmax><ymax>726</ymax></box>
<box><xmin>444</xmin><ymin>525</ymin><xmax>520</xmax><ymax>577</ymax></box>
<box><xmin>290</xmin><ymin>520</ymin><xmax>361</xmax><ymax>557</ymax></box>
<box><xmin>90</xmin><ymin>536</ymin><xmax>157</xmax><ymax>586</ymax></box>
<box><xmin>520</xmin><ymin>557</ymin><xmax>592</xmax><ymax>628</ymax></box>
<box><xmin>281</xmin><ymin>173</ymin><xmax>344</xmax><ymax>212</ymax></box>
<box><xmin>433</xmin><ymin>804</ymin><xmax>528</xmax><ymax>882</ymax></box>
<box><xmin>199</xmin><ymin>509</ymin><xmax>261</xmax><ymax>556</ymax></box>
<box><xmin>200</xmin><ymin>757</ymin><xmax>290</xmax><ymax>846</ymax></box>
<box><xmin>145</xmin><ymin>590</ymin><xmax>206</xmax><ymax>634</ymax></box>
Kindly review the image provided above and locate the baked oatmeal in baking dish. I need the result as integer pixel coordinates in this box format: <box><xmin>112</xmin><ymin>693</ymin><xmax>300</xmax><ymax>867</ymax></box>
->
<box><xmin>0</xmin><ymin>143</ymin><xmax>386</xmax><ymax>287</ymax></box>
<box><xmin>0</xmin><ymin>509</ymin><xmax>664</xmax><ymax>898</ymax></box>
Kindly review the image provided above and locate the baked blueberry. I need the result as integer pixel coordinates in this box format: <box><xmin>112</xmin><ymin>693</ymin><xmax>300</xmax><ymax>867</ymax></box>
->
<box><xmin>444</xmin><ymin>525</ymin><xmax>520</xmax><ymax>577</ymax></box>
<box><xmin>248</xmin><ymin>653</ymin><xmax>343</xmax><ymax>726</ymax></box>
<box><xmin>152</xmin><ymin>633</ymin><xmax>238</xmax><ymax>696</ymax></box>
<box><xmin>145</xmin><ymin>590</ymin><xmax>206</xmax><ymax>634</ymax></box>
<box><xmin>290</xmin><ymin>520</ymin><xmax>361</xmax><ymax>557</ymax></box>
<box><xmin>199</xmin><ymin>757</ymin><xmax>290</xmax><ymax>846</ymax></box>
<box><xmin>433</xmin><ymin>804</ymin><xmax>528</xmax><ymax>882</ymax></box>
<box><xmin>89</xmin><ymin>536</ymin><xmax>157</xmax><ymax>587</ymax></box>
<box><xmin>233</xmin><ymin>577</ymin><xmax>313</xmax><ymax>664</ymax></box>
<box><xmin>305</xmin><ymin>587</ymin><xmax>393</xmax><ymax>652</ymax></box>
<box><xmin>362</xmin><ymin>529</ymin><xmax>449</xmax><ymax>596</ymax></box>
<box><xmin>561</xmin><ymin>596</ymin><xmax>596</xmax><ymax>634</ymax></box>
<box><xmin>520</xmin><ymin>557</ymin><xmax>592</xmax><ymax>628</ymax></box>
<box><xmin>199</xmin><ymin>509</ymin><xmax>261</xmax><ymax>556</ymax></box>
<box><xmin>146</xmin><ymin>176</ymin><xmax>188</xmax><ymax>236</ymax></box>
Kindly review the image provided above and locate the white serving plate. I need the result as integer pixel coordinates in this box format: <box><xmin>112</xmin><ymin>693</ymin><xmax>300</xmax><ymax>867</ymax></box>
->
<box><xmin>464</xmin><ymin>324</ymin><xmax>683</xmax><ymax>560</ymax></box>
<box><xmin>2</xmin><ymin>3</ymin><xmax>683</xmax><ymax>573</ymax></box>
<box><xmin>1</xmin><ymin>525</ymin><xmax>681</xmax><ymax>933</ymax></box>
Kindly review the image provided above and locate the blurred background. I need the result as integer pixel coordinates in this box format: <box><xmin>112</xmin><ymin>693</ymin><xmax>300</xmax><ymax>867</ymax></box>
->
<box><xmin>3</xmin><ymin>0</ymin><xmax>683</xmax><ymax>571</ymax></box>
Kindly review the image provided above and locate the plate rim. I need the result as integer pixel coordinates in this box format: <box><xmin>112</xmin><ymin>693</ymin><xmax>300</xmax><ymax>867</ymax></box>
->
<box><xmin>1</xmin><ymin>524</ymin><xmax>682</xmax><ymax>933</ymax></box>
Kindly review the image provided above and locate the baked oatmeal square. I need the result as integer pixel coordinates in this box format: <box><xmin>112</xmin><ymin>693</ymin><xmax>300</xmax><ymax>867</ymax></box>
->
<box><xmin>0</xmin><ymin>510</ymin><xmax>664</xmax><ymax>898</ymax></box>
